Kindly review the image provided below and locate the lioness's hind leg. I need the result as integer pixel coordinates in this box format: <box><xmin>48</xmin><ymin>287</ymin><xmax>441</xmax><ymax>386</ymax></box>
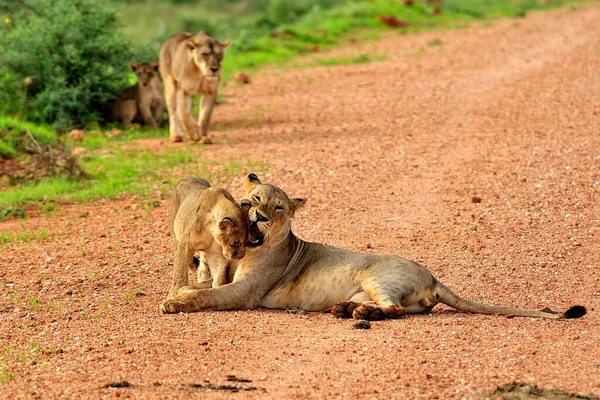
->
<box><xmin>331</xmin><ymin>301</ymin><xmax>360</xmax><ymax>318</ymax></box>
<box><xmin>331</xmin><ymin>291</ymin><xmax>370</xmax><ymax>318</ymax></box>
<box><xmin>352</xmin><ymin>302</ymin><xmax>386</xmax><ymax>321</ymax></box>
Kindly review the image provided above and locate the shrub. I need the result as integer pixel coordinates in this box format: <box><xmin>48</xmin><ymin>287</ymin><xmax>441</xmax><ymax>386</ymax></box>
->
<box><xmin>0</xmin><ymin>0</ymin><xmax>140</xmax><ymax>131</ymax></box>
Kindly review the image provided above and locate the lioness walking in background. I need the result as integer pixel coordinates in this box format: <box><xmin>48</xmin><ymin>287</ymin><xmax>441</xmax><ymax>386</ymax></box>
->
<box><xmin>159</xmin><ymin>31</ymin><xmax>230</xmax><ymax>144</ymax></box>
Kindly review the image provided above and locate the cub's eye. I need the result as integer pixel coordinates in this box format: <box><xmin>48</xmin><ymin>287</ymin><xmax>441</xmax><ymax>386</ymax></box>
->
<box><xmin>253</xmin><ymin>195</ymin><xmax>260</xmax><ymax>202</ymax></box>
<box><xmin>274</xmin><ymin>205</ymin><xmax>284</xmax><ymax>212</ymax></box>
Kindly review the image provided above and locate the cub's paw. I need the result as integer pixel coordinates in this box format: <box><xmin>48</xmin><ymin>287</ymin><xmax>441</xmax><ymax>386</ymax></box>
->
<box><xmin>352</xmin><ymin>303</ymin><xmax>385</xmax><ymax>321</ymax></box>
<box><xmin>160</xmin><ymin>299</ymin><xmax>195</xmax><ymax>314</ymax></box>
<box><xmin>331</xmin><ymin>301</ymin><xmax>360</xmax><ymax>318</ymax></box>
<box><xmin>383</xmin><ymin>305</ymin><xmax>407</xmax><ymax>319</ymax></box>
<box><xmin>199</xmin><ymin>136</ymin><xmax>213</xmax><ymax>145</ymax></box>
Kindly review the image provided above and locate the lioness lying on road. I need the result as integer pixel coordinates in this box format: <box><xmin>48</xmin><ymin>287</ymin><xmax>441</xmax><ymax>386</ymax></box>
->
<box><xmin>161</xmin><ymin>174</ymin><xmax>586</xmax><ymax>321</ymax></box>
<box><xmin>166</xmin><ymin>178</ymin><xmax>249</xmax><ymax>299</ymax></box>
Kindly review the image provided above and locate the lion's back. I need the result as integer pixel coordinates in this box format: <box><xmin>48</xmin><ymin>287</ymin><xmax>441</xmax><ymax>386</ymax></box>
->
<box><xmin>159</xmin><ymin>32</ymin><xmax>192</xmax><ymax>78</ymax></box>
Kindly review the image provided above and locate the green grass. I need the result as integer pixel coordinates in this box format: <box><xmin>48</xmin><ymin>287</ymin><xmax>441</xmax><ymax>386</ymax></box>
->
<box><xmin>0</xmin><ymin>229</ymin><xmax>53</xmax><ymax>245</ymax></box>
<box><xmin>0</xmin><ymin>127</ymin><xmax>269</xmax><ymax>220</ymax></box>
<box><xmin>297</xmin><ymin>53</ymin><xmax>387</xmax><ymax>68</ymax></box>
<box><xmin>108</xmin><ymin>0</ymin><xmax>581</xmax><ymax>82</ymax></box>
<box><xmin>0</xmin><ymin>0</ymin><xmax>584</xmax><ymax>219</ymax></box>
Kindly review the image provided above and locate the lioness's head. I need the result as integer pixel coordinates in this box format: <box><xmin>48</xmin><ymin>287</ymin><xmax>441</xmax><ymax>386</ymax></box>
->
<box><xmin>131</xmin><ymin>62</ymin><xmax>159</xmax><ymax>87</ymax></box>
<box><xmin>212</xmin><ymin>195</ymin><xmax>251</xmax><ymax>260</ymax></box>
<box><xmin>186</xmin><ymin>32</ymin><xmax>231</xmax><ymax>80</ymax></box>
<box><xmin>242</xmin><ymin>174</ymin><xmax>306</xmax><ymax>249</ymax></box>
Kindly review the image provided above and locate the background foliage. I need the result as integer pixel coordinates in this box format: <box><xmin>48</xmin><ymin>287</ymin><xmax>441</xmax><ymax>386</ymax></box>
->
<box><xmin>0</xmin><ymin>0</ymin><xmax>153</xmax><ymax>131</ymax></box>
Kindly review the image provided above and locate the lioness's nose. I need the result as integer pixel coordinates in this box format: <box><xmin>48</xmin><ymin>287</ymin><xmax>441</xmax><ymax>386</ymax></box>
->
<box><xmin>210</xmin><ymin>67</ymin><xmax>219</xmax><ymax>73</ymax></box>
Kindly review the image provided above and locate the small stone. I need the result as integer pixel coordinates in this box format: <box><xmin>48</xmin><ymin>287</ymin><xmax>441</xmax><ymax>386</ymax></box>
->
<box><xmin>353</xmin><ymin>319</ymin><xmax>371</xmax><ymax>329</ymax></box>
<box><xmin>46</xmin><ymin>257</ymin><xmax>54</xmax><ymax>264</ymax></box>
<box><xmin>234</xmin><ymin>72</ymin><xmax>250</xmax><ymax>84</ymax></box>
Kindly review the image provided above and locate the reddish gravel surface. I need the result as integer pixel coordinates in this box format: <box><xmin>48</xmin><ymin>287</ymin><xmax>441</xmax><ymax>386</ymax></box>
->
<box><xmin>2</xmin><ymin>5</ymin><xmax>600</xmax><ymax>399</ymax></box>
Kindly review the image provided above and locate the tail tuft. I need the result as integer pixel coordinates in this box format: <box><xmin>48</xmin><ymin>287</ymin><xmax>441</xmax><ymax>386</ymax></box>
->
<box><xmin>563</xmin><ymin>305</ymin><xmax>586</xmax><ymax>319</ymax></box>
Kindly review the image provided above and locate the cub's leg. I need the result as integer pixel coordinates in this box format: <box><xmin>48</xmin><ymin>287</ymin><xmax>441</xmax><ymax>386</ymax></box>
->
<box><xmin>167</xmin><ymin>240</ymin><xmax>197</xmax><ymax>299</ymax></box>
<box><xmin>164</xmin><ymin>78</ymin><xmax>184</xmax><ymax>142</ymax></box>
<box><xmin>138</xmin><ymin>97</ymin><xmax>158</xmax><ymax>128</ymax></box>
<box><xmin>196</xmin><ymin>252</ymin><xmax>212</xmax><ymax>283</ymax></box>
<box><xmin>117</xmin><ymin>100</ymin><xmax>138</xmax><ymax>126</ymax></box>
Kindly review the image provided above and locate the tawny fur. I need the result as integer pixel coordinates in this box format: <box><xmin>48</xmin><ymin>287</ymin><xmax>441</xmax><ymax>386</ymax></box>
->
<box><xmin>165</xmin><ymin>177</ymin><xmax>249</xmax><ymax>299</ymax></box>
<box><xmin>112</xmin><ymin>62</ymin><xmax>164</xmax><ymax>128</ymax></box>
<box><xmin>158</xmin><ymin>32</ymin><xmax>230</xmax><ymax>143</ymax></box>
<box><xmin>161</xmin><ymin>174</ymin><xmax>586</xmax><ymax>321</ymax></box>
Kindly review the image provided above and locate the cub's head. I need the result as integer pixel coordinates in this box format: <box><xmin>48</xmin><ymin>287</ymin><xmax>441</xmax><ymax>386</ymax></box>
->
<box><xmin>131</xmin><ymin>62</ymin><xmax>159</xmax><ymax>87</ymax></box>
<box><xmin>186</xmin><ymin>32</ymin><xmax>231</xmax><ymax>80</ymax></box>
<box><xmin>242</xmin><ymin>173</ymin><xmax>306</xmax><ymax>249</ymax></box>
<box><xmin>212</xmin><ymin>190</ymin><xmax>251</xmax><ymax>260</ymax></box>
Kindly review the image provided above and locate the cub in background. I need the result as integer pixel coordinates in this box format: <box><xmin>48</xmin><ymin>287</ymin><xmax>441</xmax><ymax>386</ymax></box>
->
<box><xmin>112</xmin><ymin>62</ymin><xmax>164</xmax><ymax>128</ymax></box>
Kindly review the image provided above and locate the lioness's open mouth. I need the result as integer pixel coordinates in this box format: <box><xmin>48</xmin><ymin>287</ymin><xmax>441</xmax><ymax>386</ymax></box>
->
<box><xmin>247</xmin><ymin>221</ymin><xmax>264</xmax><ymax>247</ymax></box>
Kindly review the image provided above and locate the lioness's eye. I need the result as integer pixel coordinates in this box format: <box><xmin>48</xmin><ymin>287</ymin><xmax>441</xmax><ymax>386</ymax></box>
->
<box><xmin>253</xmin><ymin>195</ymin><xmax>260</xmax><ymax>202</ymax></box>
<box><xmin>202</xmin><ymin>53</ymin><xmax>209</xmax><ymax>59</ymax></box>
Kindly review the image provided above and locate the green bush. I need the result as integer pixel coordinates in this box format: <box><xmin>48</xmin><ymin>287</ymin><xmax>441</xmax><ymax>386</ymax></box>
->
<box><xmin>0</xmin><ymin>0</ymin><xmax>141</xmax><ymax>131</ymax></box>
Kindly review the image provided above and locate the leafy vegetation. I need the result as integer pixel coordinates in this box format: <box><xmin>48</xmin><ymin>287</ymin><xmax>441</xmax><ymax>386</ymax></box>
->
<box><xmin>109</xmin><ymin>0</ymin><xmax>579</xmax><ymax>82</ymax></box>
<box><xmin>0</xmin><ymin>0</ymin><xmax>153</xmax><ymax>131</ymax></box>
<box><xmin>0</xmin><ymin>0</ymin><xmax>583</xmax><ymax>221</ymax></box>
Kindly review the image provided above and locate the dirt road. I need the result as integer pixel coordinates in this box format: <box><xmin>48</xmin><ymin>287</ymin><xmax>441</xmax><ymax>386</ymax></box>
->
<box><xmin>1</xmin><ymin>4</ymin><xmax>599</xmax><ymax>399</ymax></box>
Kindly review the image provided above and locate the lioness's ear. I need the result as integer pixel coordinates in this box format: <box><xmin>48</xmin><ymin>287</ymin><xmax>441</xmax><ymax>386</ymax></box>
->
<box><xmin>219</xmin><ymin>217</ymin><xmax>234</xmax><ymax>231</ymax></box>
<box><xmin>221</xmin><ymin>39</ymin><xmax>231</xmax><ymax>49</ymax></box>
<box><xmin>244</xmin><ymin>173</ymin><xmax>262</xmax><ymax>193</ymax></box>
<box><xmin>240</xmin><ymin>199</ymin><xmax>251</xmax><ymax>212</ymax></box>
<box><xmin>150</xmin><ymin>61</ymin><xmax>159</xmax><ymax>72</ymax></box>
<box><xmin>186</xmin><ymin>38</ymin><xmax>199</xmax><ymax>50</ymax></box>
<box><xmin>130</xmin><ymin>62</ymin><xmax>139</xmax><ymax>72</ymax></box>
<box><xmin>290</xmin><ymin>198</ymin><xmax>307</xmax><ymax>215</ymax></box>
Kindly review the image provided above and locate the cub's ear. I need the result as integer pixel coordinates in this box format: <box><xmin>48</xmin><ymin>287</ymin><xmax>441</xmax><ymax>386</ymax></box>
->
<box><xmin>150</xmin><ymin>61</ymin><xmax>159</xmax><ymax>72</ymax></box>
<box><xmin>221</xmin><ymin>39</ymin><xmax>231</xmax><ymax>49</ymax></box>
<box><xmin>243</xmin><ymin>173</ymin><xmax>262</xmax><ymax>193</ymax></box>
<box><xmin>290</xmin><ymin>198</ymin><xmax>307</xmax><ymax>216</ymax></box>
<box><xmin>240</xmin><ymin>198</ymin><xmax>251</xmax><ymax>212</ymax></box>
<box><xmin>130</xmin><ymin>62</ymin><xmax>139</xmax><ymax>72</ymax></box>
<box><xmin>219</xmin><ymin>217</ymin><xmax>234</xmax><ymax>230</ymax></box>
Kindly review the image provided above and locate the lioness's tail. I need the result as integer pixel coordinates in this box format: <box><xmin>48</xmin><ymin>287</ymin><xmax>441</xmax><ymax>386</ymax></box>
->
<box><xmin>434</xmin><ymin>282</ymin><xmax>586</xmax><ymax>319</ymax></box>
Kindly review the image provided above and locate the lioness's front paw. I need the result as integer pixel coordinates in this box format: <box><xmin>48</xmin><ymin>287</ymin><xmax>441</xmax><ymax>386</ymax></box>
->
<box><xmin>160</xmin><ymin>299</ymin><xmax>195</xmax><ymax>314</ymax></box>
<box><xmin>352</xmin><ymin>304</ymin><xmax>385</xmax><ymax>321</ymax></box>
<box><xmin>199</xmin><ymin>136</ymin><xmax>212</xmax><ymax>145</ymax></box>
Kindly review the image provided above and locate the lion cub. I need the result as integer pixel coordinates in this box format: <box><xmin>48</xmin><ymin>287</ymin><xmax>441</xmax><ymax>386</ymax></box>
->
<box><xmin>112</xmin><ymin>62</ymin><xmax>164</xmax><ymax>128</ymax></box>
<box><xmin>166</xmin><ymin>178</ymin><xmax>249</xmax><ymax>299</ymax></box>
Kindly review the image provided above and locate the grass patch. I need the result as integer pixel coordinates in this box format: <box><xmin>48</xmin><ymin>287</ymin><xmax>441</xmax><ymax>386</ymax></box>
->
<box><xmin>0</xmin><ymin>229</ymin><xmax>53</xmax><ymax>246</ymax></box>
<box><xmin>0</xmin><ymin>367</ymin><xmax>15</xmax><ymax>388</ymax></box>
<box><xmin>298</xmin><ymin>53</ymin><xmax>387</xmax><ymax>68</ymax></box>
<box><xmin>0</xmin><ymin>127</ymin><xmax>270</xmax><ymax>220</ymax></box>
<box><xmin>108</xmin><ymin>0</ymin><xmax>582</xmax><ymax>83</ymax></box>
